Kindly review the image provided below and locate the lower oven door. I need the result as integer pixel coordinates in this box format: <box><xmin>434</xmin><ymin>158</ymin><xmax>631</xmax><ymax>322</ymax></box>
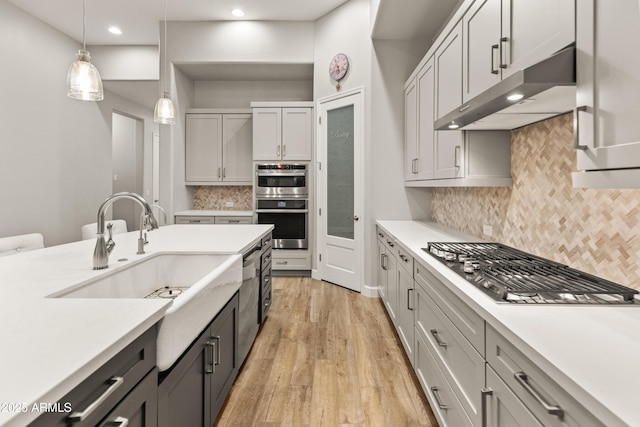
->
<box><xmin>255</xmin><ymin>199</ymin><xmax>307</xmax><ymax>249</ymax></box>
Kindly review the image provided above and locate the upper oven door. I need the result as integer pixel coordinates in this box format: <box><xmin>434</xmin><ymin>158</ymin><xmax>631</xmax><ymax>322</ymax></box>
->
<box><xmin>255</xmin><ymin>164</ymin><xmax>308</xmax><ymax>197</ymax></box>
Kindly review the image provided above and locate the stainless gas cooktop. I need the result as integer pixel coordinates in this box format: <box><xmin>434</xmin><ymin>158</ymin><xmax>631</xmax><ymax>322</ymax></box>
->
<box><xmin>424</xmin><ymin>242</ymin><xmax>638</xmax><ymax>304</ymax></box>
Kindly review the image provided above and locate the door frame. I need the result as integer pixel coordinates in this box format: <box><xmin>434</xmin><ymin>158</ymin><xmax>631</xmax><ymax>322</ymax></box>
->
<box><xmin>314</xmin><ymin>86</ymin><xmax>365</xmax><ymax>292</ymax></box>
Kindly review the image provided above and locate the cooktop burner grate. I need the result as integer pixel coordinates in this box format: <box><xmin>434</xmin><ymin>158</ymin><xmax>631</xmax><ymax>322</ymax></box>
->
<box><xmin>424</xmin><ymin>242</ymin><xmax>638</xmax><ymax>304</ymax></box>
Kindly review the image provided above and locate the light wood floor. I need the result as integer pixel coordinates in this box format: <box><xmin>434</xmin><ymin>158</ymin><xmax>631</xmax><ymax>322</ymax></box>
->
<box><xmin>215</xmin><ymin>277</ymin><xmax>439</xmax><ymax>427</ymax></box>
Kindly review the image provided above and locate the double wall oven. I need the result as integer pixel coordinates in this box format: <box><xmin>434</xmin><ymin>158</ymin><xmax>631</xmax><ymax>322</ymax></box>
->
<box><xmin>255</xmin><ymin>164</ymin><xmax>308</xmax><ymax>250</ymax></box>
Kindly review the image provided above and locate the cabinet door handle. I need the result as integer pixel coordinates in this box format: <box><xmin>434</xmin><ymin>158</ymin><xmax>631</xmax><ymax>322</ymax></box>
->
<box><xmin>454</xmin><ymin>145</ymin><xmax>461</xmax><ymax>168</ymax></box>
<box><xmin>223</xmin><ymin>167</ymin><xmax>226</xmax><ymax>178</ymax></box>
<box><xmin>218</xmin><ymin>167</ymin><xmax>221</xmax><ymax>178</ymax></box>
<box><xmin>110</xmin><ymin>416</ymin><xmax>130</xmax><ymax>427</ymax></box>
<box><xmin>499</xmin><ymin>37</ymin><xmax>508</xmax><ymax>69</ymax></box>
<box><xmin>514</xmin><ymin>372</ymin><xmax>564</xmax><ymax>419</ymax></box>
<box><xmin>407</xmin><ymin>288</ymin><xmax>414</xmax><ymax>310</ymax></box>
<box><xmin>399</xmin><ymin>254</ymin><xmax>409</xmax><ymax>263</ymax></box>
<box><xmin>430</xmin><ymin>386</ymin><xmax>448</xmax><ymax>409</ymax></box>
<box><xmin>387</xmin><ymin>240</ymin><xmax>395</xmax><ymax>248</ymax></box>
<box><xmin>67</xmin><ymin>376</ymin><xmax>124</xmax><ymax>423</ymax></box>
<box><xmin>490</xmin><ymin>44</ymin><xmax>499</xmax><ymax>74</ymax></box>
<box><xmin>283</xmin><ymin>145</ymin><xmax>287</xmax><ymax>157</ymax></box>
<box><xmin>430</xmin><ymin>329</ymin><xmax>447</xmax><ymax>347</ymax></box>
<box><xmin>574</xmin><ymin>106</ymin><xmax>588</xmax><ymax>150</ymax></box>
<box><xmin>276</xmin><ymin>260</ymin><xmax>288</xmax><ymax>265</ymax></box>
<box><xmin>381</xmin><ymin>253</ymin><xmax>388</xmax><ymax>270</ymax></box>
<box><xmin>188</xmin><ymin>219</ymin><xmax>202</xmax><ymax>224</ymax></box>
<box><xmin>481</xmin><ymin>388</ymin><xmax>493</xmax><ymax>427</ymax></box>
<box><xmin>205</xmin><ymin>340</ymin><xmax>216</xmax><ymax>374</ymax></box>
<box><xmin>213</xmin><ymin>336</ymin><xmax>221</xmax><ymax>368</ymax></box>
<box><xmin>277</xmin><ymin>145</ymin><xmax>281</xmax><ymax>158</ymax></box>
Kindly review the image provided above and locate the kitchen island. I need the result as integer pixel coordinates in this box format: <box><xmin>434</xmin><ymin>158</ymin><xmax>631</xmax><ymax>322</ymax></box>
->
<box><xmin>0</xmin><ymin>224</ymin><xmax>272</xmax><ymax>427</ymax></box>
<box><xmin>377</xmin><ymin>220</ymin><xmax>640</xmax><ymax>427</ymax></box>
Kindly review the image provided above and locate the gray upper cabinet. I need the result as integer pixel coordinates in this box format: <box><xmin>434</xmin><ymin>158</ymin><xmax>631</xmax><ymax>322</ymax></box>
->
<box><xmin>573</xmin><ymin>0</ymin><xmax>640</xmax><ymax>188</ymax></box>
<box><xmin>462</xmin><ymin>0</ymin><xmax>575</xmax><ymax>103</ymax></box>
<box><xmin>252</xmin><ymin>106</ymin><xmax>313</xmax><ymax>161</ymax></box>
<box><xmin>405</xmin><ymin>58</ymin><xmax>435</xmax><ymax>181</ymax></box>
<box><xmin>404</xmin><ymin>10</ymin><xmax>512</xmax><ymax>188</ymax></box>
<box><xmin>185</xmin><ymin>111</ymin><xmax>253</xmax><ymax>185</ymax></box>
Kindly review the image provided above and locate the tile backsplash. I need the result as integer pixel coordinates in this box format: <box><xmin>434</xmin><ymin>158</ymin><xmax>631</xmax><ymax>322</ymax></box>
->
<box><xmin>193</xmin><ymin>186</ymin><xmax>253</xmax><ymax>210</ymax></box>
<box><xmin>431</xmin><ymin>112</ymin><xmax>640</xmax><ymax>290</ymax></box>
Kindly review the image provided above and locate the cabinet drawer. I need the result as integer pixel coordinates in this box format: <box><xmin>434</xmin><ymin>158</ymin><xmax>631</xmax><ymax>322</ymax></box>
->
<box><xmin>271</xmin><ymin>252</ymin><xmax>310</xmax><ymax>270</ymax></box>
<box><xmin>415</xmin><ymin>285</ymin><xmax>484</xmax><ymax>426</ymax></box>
<box><xmin>395</xmin><ymin>244</ymin><xmax>413</xmax><ymax>276</ymax></box>
<box><xmin>414</xmin><ymin>261</ymin><xmax>485</xmax><ymax>354</ymax></box>
<box><xmin>415</xmin><ymin>333</ymin><xmax>474</xmax><ymax>427</ymax></box>
<box><xmin>486</xmin><ymin>326</ymin><xmax>604</xmax><ymax>427</ymax></box>
<box><xmin>97</xmin><ymin>368</ymin><xmax>158</xmax><ymax>427</ymax></box>
<box><xmin>485</xmin><ymin>365</ymin><xmax>543</xmax><ymax>427</ymax></box>
<box><xmin>214</xmin><ymin>216</ymin><xmax>252</xmax><ymax>224</ymax></box>
<box><xmin>30</xmin><ymin>327</ymin><xmax>157</xmax><ymax>427</ymax></box>
<box><xmin>175</xmin><ymin>216</ymin><xmax>215</xmax><ymax>225</ymax></box>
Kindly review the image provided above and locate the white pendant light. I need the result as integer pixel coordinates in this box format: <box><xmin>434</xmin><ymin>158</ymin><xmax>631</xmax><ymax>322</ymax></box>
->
<box><xmin>154</xmin><ymin>0</ymin><xmax>175</xmax><ymax>125</ymax></box>
<box><xmin>67</xmin><ymin>0</ymin><xmax>103</xmax><ymax>101</ymax></box>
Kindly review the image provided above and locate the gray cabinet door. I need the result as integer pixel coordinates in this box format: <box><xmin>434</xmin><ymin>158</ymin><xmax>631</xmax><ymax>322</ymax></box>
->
<box><xmin>222</xmin><ymin>114</ymin><xmax>253</xmax><ymax>183</ymax></box>
<box><xmin>485</xmin><ymin>366</ymin><xmax>543</xmax><ymax>427</ymax></box>
<box><xmin>158</xmin><ymin>327</ymin><xmax>212</xmax><ymax>427</ymax></box>
<box><xmin>210</xmin><ymin>294</ymin><xmax>239</xmax><ymax>421</ymax></box>
<box><xmin>576</xmin><ymin>0</ymin><xmax>640</xmax><ymax>171</ymax></box>
<box><xmin>185</xmin><ymin>114</ymin><xmax>223</xmax><ymax>183</ymax></box>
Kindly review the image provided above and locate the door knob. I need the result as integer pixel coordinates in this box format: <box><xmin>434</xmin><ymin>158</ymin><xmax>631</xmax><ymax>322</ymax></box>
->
<box><xmin>353</xmin><ymin>215</ymin><xmax>359</xmax><ymax>221</ymax></box>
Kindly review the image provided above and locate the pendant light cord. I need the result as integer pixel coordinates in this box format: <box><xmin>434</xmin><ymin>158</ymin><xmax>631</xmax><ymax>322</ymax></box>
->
<box><xmin>82</xmin><ymin>0</ymin><xmax>87</xmax><ymax>51</ymax></box>
<box><xmin>163</xmin><ymin>0</ymin><xmax>168</xmax><ymax>94</ymax></box>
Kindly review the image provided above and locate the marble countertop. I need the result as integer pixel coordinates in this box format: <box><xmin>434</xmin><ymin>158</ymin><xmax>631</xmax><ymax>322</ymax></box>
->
<box><xmin>0</xmin><ymin>224</ymin><xmax>272</xmax><ymax>427</ymax></box>
<box><xmin>377</xmin><ymin>220</ymin><xmax>640</xmax><ymax>427</ymax></box>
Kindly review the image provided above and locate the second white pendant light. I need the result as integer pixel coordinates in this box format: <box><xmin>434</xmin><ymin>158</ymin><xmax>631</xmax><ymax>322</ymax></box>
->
<box><xmin>154</xmin><ymin>0</ymin><xmax>175</xmax><ymax>125</ymax></box>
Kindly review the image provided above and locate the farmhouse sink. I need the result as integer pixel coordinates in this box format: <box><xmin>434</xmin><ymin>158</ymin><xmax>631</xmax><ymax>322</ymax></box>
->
<box><xmin>51</xmin><ymin>253</ymin><xmax>243</xmax><ymax>371</ymax></box>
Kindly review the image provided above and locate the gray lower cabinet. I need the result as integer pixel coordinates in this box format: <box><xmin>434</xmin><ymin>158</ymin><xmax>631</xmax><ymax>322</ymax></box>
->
<box><xmin>484</xmin><ymin>366</ymin><xmax>543</xmax><ymax>427</ymax></box>
<box><xmin>29</xmin><ymin>327</ymin><xmax>158</xmax><ymax>427</ymax></box>
<box><xmin>158</xmin><ymin>292</ymin><xmax>239</xmax><ymax>427</ymax></box>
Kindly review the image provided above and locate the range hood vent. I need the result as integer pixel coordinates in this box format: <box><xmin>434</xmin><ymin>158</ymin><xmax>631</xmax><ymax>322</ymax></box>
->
<box><xmin>435</xmin><ymin>46</ymin><xmax>576</xmax><ymax>131</ymax></box>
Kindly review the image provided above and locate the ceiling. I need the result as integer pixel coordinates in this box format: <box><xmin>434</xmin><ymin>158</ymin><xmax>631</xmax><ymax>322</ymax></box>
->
<box><xmin>6</xmin><ymin>0</ymin><xmax>351</xmax><ymax>45</ymax></box>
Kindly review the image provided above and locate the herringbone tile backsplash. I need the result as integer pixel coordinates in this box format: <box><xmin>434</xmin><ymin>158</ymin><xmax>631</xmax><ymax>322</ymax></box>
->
<box><xmin>431</xmin><ymin>112</ymin><xmax>640</xmax><ymax>290</ymax></box>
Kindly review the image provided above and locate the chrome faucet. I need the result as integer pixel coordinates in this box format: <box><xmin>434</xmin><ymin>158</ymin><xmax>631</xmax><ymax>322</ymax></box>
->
<box><xmin>93</xmin><ymin>192</ymin><xmax>159</xmax><ymax>270</ymax></box>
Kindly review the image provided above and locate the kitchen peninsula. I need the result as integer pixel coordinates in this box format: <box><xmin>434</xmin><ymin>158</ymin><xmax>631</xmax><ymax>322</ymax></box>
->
<box><xmin>0</xmin><ymin>224</ymin><xmax>272</xmax><ymax>427</ymax></box>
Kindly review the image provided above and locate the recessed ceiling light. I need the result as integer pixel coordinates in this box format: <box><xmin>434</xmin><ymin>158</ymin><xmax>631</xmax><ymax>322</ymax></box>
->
<box><xmin>108</xmin><ymin>26</ymin><xmax>122</xmax><ymax>35</ymax></box>
<box><xmin>448</xmin><ymin>123</ymin><xmax>460</xmax><ymax>129</ymax></box>
<box><xmin>507</xmin><ymin>93</ymin><xmax>524</xmax><ymax>101</ymax></box>
<box><xmin>231</xmin><ymin>8</ymin><xmax>245</xmax><ymax>17</ymax></box>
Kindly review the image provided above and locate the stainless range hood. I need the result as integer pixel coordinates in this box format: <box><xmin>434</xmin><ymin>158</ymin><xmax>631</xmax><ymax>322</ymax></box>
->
<box><xmin>435</xmin><ymin>46</ymin><xmax>576</xmax><ymax>131</ymax></box>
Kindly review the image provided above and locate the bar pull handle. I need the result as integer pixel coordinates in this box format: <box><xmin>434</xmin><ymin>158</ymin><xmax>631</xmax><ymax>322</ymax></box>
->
<box><xmin>218</xmin><ymin>167</ymin><xmax>221</xmax><ymax>178</ymax></box>
<box><xmin>407</xmin><ymin>288</ymin><xmax>414</xmax><ymax>310</ymax></box>
<box><xmin>277</xmin><ymin>145</ymin><xmax>281</xmax><ymax>158</ymax></box>
<box><xmin>430</xmin><ymin>329</ymin><xmax>447</xmax><ymax>347</ymax></box>
<box><xmin>205</xmin><ymin>340</ymin><xmax>216</xmax><ymax>374</ymax></box>
<box><xmin>499</xmin><ymin>37</ymin><xmax>508</xmax><ymax>69</ymax></box>
<box><xmin>481</xmin><ymin>388</ymin><xmax>493</xmax><ymax>427</ymax></box>
<box><xmin>381</xmin><ymin>253</ymin><xmax>388</xmax><ymax>271</ymax></box>
<box><xmin>387</xmin><ymin>240</ymin><xmax>395</xmax><ymax>248</ymax></box>
<box><xmin>430</xmin><ymin>386</ymin><xmax>448</xmax><ymax>409</ymax></box>
<box><xmin>399</xmin><ymin>254</ymin><xmax>409</xmax><ymax>263</ymax></box>
<box><xmin>213</xmin><ymin>336</ymin><xmax>221</xmax><ymax>368</ymax></box>
<box><xmin>67</xmin><ymin>377</ymin><xmax>124</xmax><ymax>423</ymax></box>
<box><xmin>283</xmin><ymin>145</ymin><xmax>287</xmax><ymax>157</ymax></box>
<box><xmin>491</xmin><ymin>44</ymin><xmax>499</xmax><ymax>74</ymax></box>
<box><xmin>110</xmin><ymin>417</ymin><xmax>130</xmax><ymax>427</ymax></box>
<box><xmin>454</xmin><ymin>145</ymin><xmax>461</xmax><ymax>168</ymax></box>
<box><xmin>223</xmin><ymin>167</ymin><xmax>226</xmax><ymax>178</ymax></box>
<box><xmin>574</xmin><ymin>106</ymin><xmax>588</xmax><ymax>150</ymax></box>
<box><xmin>514</xmin><ymin>372</ymin><xmax>564</xmax><ymax>419</ymax></box>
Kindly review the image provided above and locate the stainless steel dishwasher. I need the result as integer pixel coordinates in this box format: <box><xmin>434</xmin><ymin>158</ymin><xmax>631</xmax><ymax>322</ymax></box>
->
<box><xmin>238</xmin><ymin>242</ymin><xmax>261</xmax><ymax>366</ymax></box>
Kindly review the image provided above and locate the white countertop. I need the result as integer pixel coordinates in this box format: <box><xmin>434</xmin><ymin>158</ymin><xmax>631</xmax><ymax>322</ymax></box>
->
<box><xmin>377</xmin><ymin>220</ymin><xmax>640</xmax><ymax>427</ymax></box>
<box><xmin>0</xmin><ymin>224</ymin><xmax>272</xmax><ymax>427</ymax></box>
<box><xmin>174</xmin><ymin>210</ymin><xmax>253</xmax><ymax>217</ymax></box>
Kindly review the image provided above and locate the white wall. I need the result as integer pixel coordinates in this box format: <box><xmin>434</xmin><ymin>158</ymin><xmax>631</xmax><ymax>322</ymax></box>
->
<box><xmin>0</xmin><ymin>0</ymin><xmax>156</xmax><ymax>245</ymax></box>
<box><xmin>314</xmin><ymin>0</ymin><xmax>431</xmax><ymax>294</ymax></box>
<box><xmin>194</xmin><ymin>80</ymin><xmax>313</xmax><ymax>108</ymax></box>
<box><xmin>91</xmin><ymin>45</ymin><xmax>159</xmax><ymax>80</ymax></box>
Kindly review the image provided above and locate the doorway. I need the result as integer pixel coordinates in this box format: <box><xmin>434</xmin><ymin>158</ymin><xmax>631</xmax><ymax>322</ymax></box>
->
<box><xmin>317</xmin><ymin>88</ymin><xmax>364</xmax><ymax>292</ymax></box>
<box><xmin>112</xmin><ymin>112</ymin><xmax>144</xmax><ymax>230</ymax></box>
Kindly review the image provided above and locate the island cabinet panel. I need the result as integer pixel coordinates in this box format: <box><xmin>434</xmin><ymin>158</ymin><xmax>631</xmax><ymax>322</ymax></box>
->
<box><xmin>158</xmin><ymin>292</ymin><xmax>239</xmax><ymax>427</ymax></box>
<box><xmin>29</xmin><ymin>327</ymin><xmax>157</xmax><ymax>427</ymax></box>
<box><xmin>484</xmin><ymin>366</ymin><xmax>543</xmax><ymax>427</ymax></box>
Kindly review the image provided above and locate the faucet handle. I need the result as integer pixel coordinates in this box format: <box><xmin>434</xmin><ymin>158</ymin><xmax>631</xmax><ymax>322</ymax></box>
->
<box><xmin>105</xmin><ymin>223</ymin><xmax>116</xmax><ymax>253</ymax></box>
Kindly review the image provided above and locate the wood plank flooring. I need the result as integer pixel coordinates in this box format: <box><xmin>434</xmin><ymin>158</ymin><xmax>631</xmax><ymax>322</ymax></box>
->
<box><xmin>215</xmin><ymin>277</ymin><xmax>439</xmax><ymax>427</ymax></box>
